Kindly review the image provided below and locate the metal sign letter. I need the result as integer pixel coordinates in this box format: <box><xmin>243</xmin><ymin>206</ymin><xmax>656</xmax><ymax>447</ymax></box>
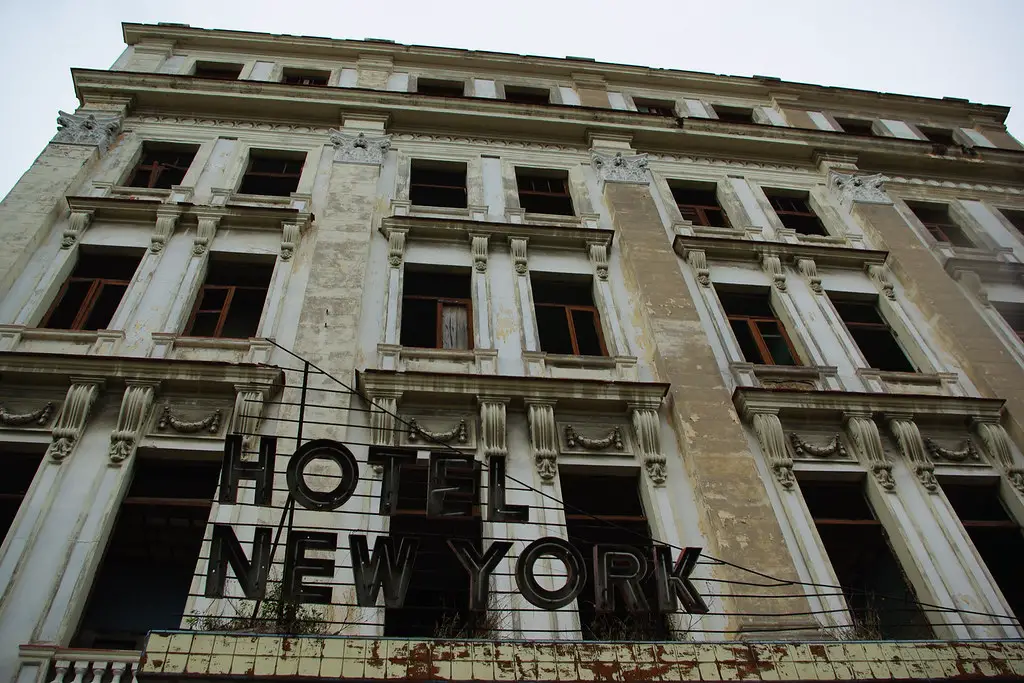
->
<box><xmin>652</xmin><ymin>545</ymin><xmax>708</xmax><ymax>614</ymax></box>
<box><xmin>515</xmin><ymin>536</ymin><xmax>586</xmax><ymax>610</ymax></box>
<box><xmin>286</xmin><ymin>439</ymin><xmax>360</xmax><ymax>511</ymax></box>
<box><xmin>349</xmin><ymin>534</ymin><xmax>419</xmax><ymax>608</ymax></box>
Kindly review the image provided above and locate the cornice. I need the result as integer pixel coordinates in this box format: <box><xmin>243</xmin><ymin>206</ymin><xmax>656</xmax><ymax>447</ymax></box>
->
<box><xmin>381</xmin><ymin>215</ymin><xmax>613</xmax><ymax>250</ymax></box>
<box><xmin>733</xmin><ymin>387</ymin><xmax>1004</xmax><ymax>423</ymax></box>
<box><xmin>673</xmin><ymin>235</ymin><xmax>889</xmax><ymax>269</ymax></box>
<box><xmin>357</xmin><ymin>369</ymin><xmax>669</xmax><ymax>409</ymax></box>
<box><xmin>65</xmin><ymin>195</ymin><xmax>310</xmax><ymax>230</ymax></box>
<box><xmin>944</xmin><ymin>257</ymin><xmax>1024</xmax><ymax>285</ymax></box>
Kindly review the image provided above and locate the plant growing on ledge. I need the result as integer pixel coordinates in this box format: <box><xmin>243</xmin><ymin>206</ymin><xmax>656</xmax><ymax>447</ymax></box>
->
<box><xmin>186</xmin><ymin>581</ymin><xmax>333</xmax><ymax>636</ymax></box>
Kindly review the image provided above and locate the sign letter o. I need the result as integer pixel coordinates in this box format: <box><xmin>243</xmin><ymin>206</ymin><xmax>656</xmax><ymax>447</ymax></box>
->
<box><xmin>515</xmin><ymin>536</ymin><xmax>587</xmax><ymax>610</ymax></box>
<box><xmin>287</xmin><ymin>439</ymin><xmax>360</xmax><ymax>511</ymax></box>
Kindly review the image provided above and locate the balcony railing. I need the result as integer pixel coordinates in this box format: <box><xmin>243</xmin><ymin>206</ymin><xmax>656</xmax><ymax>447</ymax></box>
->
<box><xmin>17</xmin><ymin>645</ymin><xmax>141</xmax><ymax>683</ymax></box>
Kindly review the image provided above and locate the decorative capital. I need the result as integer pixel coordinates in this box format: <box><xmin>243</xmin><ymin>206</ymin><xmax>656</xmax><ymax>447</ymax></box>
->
<box><xmin>828</xmin><ymin>171</ymin><xmax>892</xmax><ymax>210</ymax></box>
<box><xmin>53</xmin><ymin>110</ymin><xmax>122</xmax><ymax>151</ymax></box>
<box><xmin>330</xmin><ymin>130</ymin><xmax>391</xmax><ymax>165</ymax></box>
<box><xmin>591</xmin><ymin>151</ymin><xmax>650</xmax><ymax>184</ymax></box>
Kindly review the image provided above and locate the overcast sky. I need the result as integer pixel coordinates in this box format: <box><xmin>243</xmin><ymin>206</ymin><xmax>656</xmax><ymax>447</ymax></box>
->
<box><xmin>1</xmin><ymin>0</ymin><xmax>1022</xmax><ymax>199</ymax></box>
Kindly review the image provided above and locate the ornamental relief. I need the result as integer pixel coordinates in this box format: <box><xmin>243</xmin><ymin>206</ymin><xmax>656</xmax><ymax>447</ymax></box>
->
<box><xmin>147</xmin><ymin>399</ymin><xmax>230</xmax><ymax>438</ymax></box>
<box><xmin>557</xmin><ymin>420</ymin><xmax>632</xmax><ymax>455</ymax></box>
<box><xmin>787</xmin><ymin>431</ymin><xmax>852</xmax><ymax>461</ymax></box>
<box><xmin>0</xmin><ymin>399</ymin><xmax>58</xmax><ymax>429</ymax></box>
<box><xmin>922</xmin><ymin>433</ymin><xmax>984</xmax><ymax>465</ymax></box>
<box><xmin>398</xmin><ymin>413</ymin><xmax>477</xmax><ymax>450</ymax></box>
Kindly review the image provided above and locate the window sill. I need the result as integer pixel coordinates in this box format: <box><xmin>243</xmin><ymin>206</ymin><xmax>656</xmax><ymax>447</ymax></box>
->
<box><xmin>0</xmin><ymin>326</ymin><xmax>124</xmax><ymax>356</ymax></box>
<box><xmin>507</xmin><ymin>209</ymin><xmax>601</xmax><ymax>230</ymax></box>
<box><xmin>857</xmin><ymin>368</ymin><xmax>964</xmax><ymax>397</ymax></box>
<box><xmin>524</xmin><ymin>351</ymin><xmax>638</xmax><ymax>381</ymax></box>
<box><xmin>377</xmin><ymin>344</ymin><xmax>498</xmax><ymax>375</ymax></box>
<box><xmin>730</xmin><ymin>362</ymin><xmax>840</xmax><ymax>391</ymax></box>
<box><xmin>109</xmin><ymin>185</ymin><xmax>172</xmax><ymax>202</ymax></box>
<box><xmin>151</xmin><ymin>334</ymin><xmax>272</xmax><ymax>364</ymax></box>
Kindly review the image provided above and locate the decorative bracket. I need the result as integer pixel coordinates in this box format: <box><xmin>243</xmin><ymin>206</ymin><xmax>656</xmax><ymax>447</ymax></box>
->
<box><xmin>889</xmin><ymin>417</ymin><xmax>937</xmax><ymax>491</ymax></box>
<box><xmin>387</xmin><ymin>229</ymin><xmax>407</xmax><ymax>268</ymax></box>
<box><xmin>761</xmin><ymin>254</ymin><xmax>787</xmax><ymax>292</ymax></box>
<box><xmin>48</xmin><ymin>382</ymin><xmax>100</xmax><ymax>461</ymax></box>
<box><xmin>329</xmin><ymin>130</ymin><xmax>392</xmax><ymax>165</ymax></box>
<box><xmin>480</xmin><ymin>400</ymin><xmax>508</xmax><ymax>458</ymax></box>
<box><xmin>587</xmin><ymin>241</ymin><xmax>609</xmax><ymax>281</ymax></box>
<box><xmin>368</xmin><ymin>393</ymin><xmax>399</xmax><ymax>447</ymax></box>
<box><xmin>953</xmin><ymin>269</ymin><xmax>990</xmax><ymax>307</ymax></box>
<box><xmin>510</xmin><ymin>237</ymin><xmax>528</xmax><ymax>275</ymax></box>
<box><xmin>61</xmin><ymin>211</ymin><xmax>93</xmax><ymax>249</ymax></box>
<box><xmin>974</xmin><ymin>420</ymin><xmax>1024</xmax><ymax>493</ymax></box>
<box><xmin>158</xmin><ymin>405</ymin><xmax>222</xmax><ymax>434</ymax></box>
<box><xmin>53</xmin><ymin>110</ymin><xmax>122</xmax><ymax>151</ymax></box>
<box><xmin>527</xmin><ymin>401</ymin><xmax>558</xmax><ymax>483</ymax></box>
<box><xmin>845</xmin><ymin>414</ymin><xmax>896</xmax><ymax>490</ymax></box>
<box><xmin>231</xmin><ymin>386</ymin><xmax>267</xmax><ymax>453</ymax></box>
<box><xmin>280</xmin><ymin>221</ymin><xmax>305</xmax><ymax>261</ymax></box>
<box><xmin>0</xmin><ymin>401</ymin><xmax>54</xmax><ymax>427</ymax></box>
<box><xmin>564</xmin><ymin>424</ymin><xmax>624</xmax><ymax>451</ymax></box>
<box><xmin>591</xmin><ymin>150</ymin><xmax>650</xmax><ymax>184</ymax></box>
<box><xmin>867</xmin><ymin>264</ymin><xmax>896</xmax><ymax>300</ymax></box>
<box><xmin>109</xmin><ymin>383</ymin><xmax>157</xmax><ymax>465</ymax></box>
<box><xmin>751</xmin><ymin>411</ymin><xmax>794</xmax><ymax>488</ymax></box>
<box><xmin>631</xmin><ymin>405</ymin><xmax>666</xmax><ymax>486</ymax></box>
<box><xmin>828</xmin><ymin>171</ymin><xmax>892</xmax><ymax>210</ymax></box>
<box><xmin>796</xmin><ymin>258</ymin><xmax>823</xmax><ymax>294</ymax></box>
<box><xmin>471</xmin><ymin>234</ymin><xmax>489</xmax><ymax>273</ymax></box>
<box><xmin>789</xmin><ymin>432</ymin><xmax>846</xmax><ymax>458</ymax></box>
<box><xmin>151</xmin><ymin>209</ymin><xmax>180</xmax><ymax>253</ymax></box>
<box><xmin>408</xmin><ymin>417</ymin><xmax>468</xmax><ymax>444</ymax></box>
<box><xmin>192</xmin><ymin>216</ymin><xmax>220</xmax><ymax>256</ymax></box>
<box><xmin>687</xmin><ymin>249</ymin><xmax>710</xmax><ymax>287</ymax></box>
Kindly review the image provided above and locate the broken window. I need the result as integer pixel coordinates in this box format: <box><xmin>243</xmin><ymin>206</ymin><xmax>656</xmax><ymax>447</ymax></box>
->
<box><xmin>671</xmin><ymin>184</ymin><xmax>730</xmax><ymax>228</ymax></box>
<box><xmin>561</xmin><ymin>470</ymin><xmax>669</xmax><ymax>641</ymax></box>
<box><xmin>918</xmin><ymin>126</ymin><xmax>957</xmax><ymax>146</ymax></box>
<box><xmin>763</xmin><ymin>190</ymin><xmax>828</xmax><ymax>236</ymax></box>
<box><xmin>504</xmin><ymin>85</ymin><xmax>550</xmax><ymax>105</ymax></box>
<box><xmin>400</xmin><ymin>269</ymin><xmax>473</xmax><ymax>350</ymax></box>
<box><xmin>0</xmin><ymin>447</ymin><xmax>43</xmax><ymax>545</ymax></box>
<box><xmin>835</xmin><ymin>117</ymin><xmax>876</xmax><ymax>137</ymax></box>
<box><xmin>831</xmin><ymin>296</ymin><xmax>915</xmax><ymax>372</ymax></box>
<box><xmin>634</xmin><ymin>99</ymin><xmax>675</xmax><ymax>116</ymax></box>
<box><xmin>41</xmin><ymin>250</ymin><xmax>142</xmax><ymax>331</ymax></box>
<box><xmin>532</xmin><ymin>275</ymin><xmax>607</xmax><ymax>356</ymax></box>
<box><xmin>941</xmin><ymin>480</ymin><xmax>1024</xmax><ymax>623</ymax></box>
<box><xmin>384</xmin><ymin>460</ymin><xmax>484</xmax><ymax>637</ymax></box>
<box><xmin>799</xmin><ymin>478</ymin><xmax>933</xmax><ymax>639</ymax></box>
<box><xmin>73</xmin><ymin>457</ymin><xmax>221</xmax><ymax>649</ymax></box>
<box><xmin>237</xmin><ymin>152</ymin><xmax>304</xmax><ymax>196</ymax></box>
<box><xmin>126</xmin><ymin>144</ymin><xmax>199</xmax><ymax>189</ymax></box>
<box><xmin>416</xmin><ymin>79</ymin><xmax>465</xmax><ymax>97</ymax></box>
<box><xmin>281</xmin><ymin>68</ymin><xmax>329</xmax><ymax>86</ymax></box>
<box><xmin>185</xmin><ymin>257</ymin><xmax>275</xmax><ymax>338</ymax></box>
<box><xmin>409</xmin><ymin>160</ymin><xmax>467</xmax><ymax>208</ymax></box>
<box><xmin>906</xmin><ymin>202</ymin><xmax>975</xmax><ymax>247</ymax></box>
<box><xmin>713</xmin><ymin>105</ymin><xmax>756</xmax><ymax>124</ymax></box>
<box><xmin>718</xmin><ymin>288</ymin><xmax>800</xmax><ymax>366</ymax></box>
<box><xmin>515</xmin><ymin>169</ymin><xmax>574</xmax><ymax>215</ymax></box>
<box><xmin>994</xmin><ymin>303</ymin><xmax>1024</xmax><ymax>343</ymax></box>
<box><xmin>193</xmin><ymin>62</ymin><xmax>243</xmax><ymax>80</ymax></box>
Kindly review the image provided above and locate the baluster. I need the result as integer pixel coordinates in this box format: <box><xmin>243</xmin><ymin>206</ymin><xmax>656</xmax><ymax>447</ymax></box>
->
<box><xmin>68</xmin><ymin>661</ymin><xmax>88</xmax><ymax>683</ymax></box>
<box><xmin>51</xmin><ymin>660</ymin><xmax>71</xmax><ymax>683</ymax></box>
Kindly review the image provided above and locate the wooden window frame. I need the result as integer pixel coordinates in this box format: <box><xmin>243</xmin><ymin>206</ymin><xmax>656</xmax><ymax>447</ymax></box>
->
<box><xmin>634</xmin><ymin>99</ymin><xmax>675</xmax><ymax>117</ymax></box>
<box><xmin>192</xmin><ymin>63</ymin><xmax>242</xmax><ymax>81</ymax></box>
<box><xmin>994</xmin><ymin>303</ymin><xmax>1024</xmax><ymax>343</ymax></box>
<box><xmin>673</xmin><ymin>192</ymin><xmax>731</xmax><ymax>228</ymax></box>
<box><xmin>408</xmin><ymin>164</ymin><xmax>468</xmax><ymax>208</ymax></box>
<box><xmin>726</xmin><ymin>311</ymin><xmax>799</xmax><ymax>365</ymax></box>
<box><xmin>127</xmin><ymin>148</ymin><xmax>195</xmax><ymax>189</ymax></box>
<box><xmin>41</xmin><ymin>277</ymin><xmax>131</xmax><ymax>331</ymax></box>
<box><xmin>401</xmin><ymin>294</ymin><xmax>474</xmax><ymax>350</ymax></box>
<box><xmin>535</xmin><ymin>302</ymin><xmax>608</xmax><ymax>356</ymax></box>
<box><xmin>766</xmin><ymin>194</ymin><xmax>827</xmax><ymax>235</ymax></box>
<box><xmin>516</xmin><ymin>172</ymin><xmax>574</xmax><ymax>215</ymax></box>
<box><xmin>185</xmin><ymin>283</ymin><xmax>267</xmax><ymax>339</ymax></box>
<box><xmin>281</xmin><ymin>70</ymin><xmax>329</xmax><ymax>86</ymax></box>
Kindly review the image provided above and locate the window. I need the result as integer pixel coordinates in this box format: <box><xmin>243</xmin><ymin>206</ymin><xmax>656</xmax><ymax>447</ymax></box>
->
<box><xmin>237</xmin><ymin>152</ymin><xmax>304</xmax><ymax>196</ymax></box>
<box><xmin>561</xmin><ymin>470</ymin><xmax>669</xmax><ymax>641</ymax></box>
<box><xmin>906</xmin><ymin>202</ymin><xmax>975</xmax><ymax>247</ymax></box>
<box><xmin>281</xmin><ymin>68</ymin><xmax>329</xmax><ymax>86</ymax></box>
<box><xmin>416</xmin><ymin>78</ymin><xmax>465</xmax><ymax>97</ymax></box>
<box><xmin>185</xmin><ymin>257</ymin><xmax>274</xmax><ymax>339</ymax></box>
<box><xmin>73</xmin><ymin>457</ymin><xmax>221</xmax><ymax>649</ymax></box>
<box><xmin>713</xmin><ymin>105</ymin><xmax>756</xmax><ymax>124</ymax></box>
<box><xmin>515</xmin><ymin>169</ymin><xmax>574</xmax><ymax>216</ymax></box>
<box><xmin>0</xmin><ymin>447</ymin><xmax>43</xmax><ymax>545</ymax></box>
<box><xmin>834</xmin><ymin>117</ymin><xmax>876</xmax><ymax>137</ymax></box>
<box><xmin>763</xmin><ymin>190</ymin><xmax>828</xmax><ymax>236</ymax></box>
<box><xmin>126</xmin><ymin>144</ymin><xmax>198</xmax><ymax>190</ymax></box>
<box><xmin>718</xmin><ymin>289</ymin><xmax>800</xmax><ymax>366</ymax></box>
<box><xmin>671</xmin><ymin>184</ymin><xmax>730</xmax><ymax>228</ymax></box>
<box><xmin>41</xmin><ymin>250</ymin><xmax>142</xmax><ymax>331</ymax></box>
<box><xmin>634</xmin><ymin>99</ymin><xmax>675</xmax><ymax>116</ymax></box>
<box><xmin>532</xmin><ymin>275</ymin><xmax>606</xmax><ymax>357</ymax></box>
<box><xmin>400</xmin><ymin>269</ymin><xmax>473</xmax><ymax>350</ymax></box>
<box><xmin>409</xmin><ymin>160</ymin><xmax>467</xmax><ymax>208</ymax></box>
<box><xmin>799</xmin><ymin>478</ymin><xmax>932</xmax><ymax>639</ymax></box>
<box><xmin>831</xmin><ymin>296</ymin><xmax>915</xmax><ymax>372</ymax></box>
<box><xmin>994</xmin><ymin>303</ymin><xmax>1024</xmax><ymax>343</ymax></box>
<box><xmin>504</xmin><ymin>85</ymin><xmax>550</xmax><ymax>105</ymax></box>
<box><xmin>384</xmin><ymin>459</ymin><xmax>483</xmax><ymax>637</ymax></box>
<box><xmin>192</xmin><ymin>62</ymin><xmax>243</xmax><ymax>80</ymax></box>
<box><xmin>942</xmin><ymin>480</ymin><xmax>1024</xmax><ymax>622</ymax></box>
<box><xmin>918</xmin><ymin>126</ymin><xmax>957</xmax><ymax>146</ymax></box>
<box><xmin>999</xmin><ymin>208</ymin><xmax>1024</xmax><ymax>236</ymax></box>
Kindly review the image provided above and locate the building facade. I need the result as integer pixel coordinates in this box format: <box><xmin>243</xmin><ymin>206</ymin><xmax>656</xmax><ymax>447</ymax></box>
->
<box><xmin>3</xmin><ymin>21</ymin><xmax>1024</xmax><ymax>683</ymax></box>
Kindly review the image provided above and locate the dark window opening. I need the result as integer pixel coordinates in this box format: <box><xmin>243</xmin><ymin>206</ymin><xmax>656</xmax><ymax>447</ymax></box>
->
<box><xmin>634</xmin><ymin>99</ymin><xmax>675</xmax><ymax>116</ymax></box>
<box><xmin>41</xmin><ymin>251</ymin><xmax>142</xmax><ymax>331</ymax></box>
<box><xmin>237</xmin><ymin>153</ymin><xmax>304</xmax><ymax>196</ymax></box>
<box><xmin>718</xmin><ymin>289</ymin><xmax>800</xmax><ymax>366</ymax></box>
<box><xmin>671</xmin><ymin>185</ymin><xmax>730</xmax><ymax>228</ymax></box>
<box><xmin>400</xmin><ymin>269</ymin><xmax>473</xmax><ymax>350</ymax></box>
<box><xmin>416</xmin><ymin>79</ymin><xmax>465</xmax><ymax>98</ymax></box>
<box><xmin>516</xmin><ymin>170</ymin><xmax>574</xmax><ymax>216</ymax></box>
<box><xmin>907</xmin><ymin>203</ymin><xmax>975</xmax><ymax>247</ymax></box>
<box><xmin>1000</xmin><ymin>209</ymin><xmax>1024</xmax><ymax>236</ymax></box>
<box><xmin>835</xmin><ymin>117</ymin><xmax>876</xmax><ymax>137</ymax></box>
<box><xmin>504</xmin><ymin>85</ymin><xmax>550</xmax><ymax>105</ymax></box>
<box><xmin>185</xmin><ymin>257</ymin><xmax>274</xmax><ymax>339</ymax></box>
<box><xmin>942</xmin><ymin>480</ymin><xmax>1024</xmax><ymax>623</ymax></box>
<box><xmin>532</xmin><ymin>275</ymin><xmax>606</xmax><ymax>356</ymax></box>
<box><xmin>919</xmin><ymin>126</ymin><xmax>957</xmax><ymax>146</ymax></box>
<box><xmin>800</xmin><ymin>478</ymin><xmax>933</xmax><ymax>640</ymax></box>
<box><xmin>764</xmin><ymin>190</ymin><xmax>828</xmax><ymax>236</ymax></box>
<box><xmin>126</xmin><ymin>145</ymin><xmax>199</xmax><ymax>189</ymax></box>
<box><xmin>409</xmin><ymin>161</ymin><xmax>467</xmax><ymax>208</ymax></box>
<box><xmin>831</xmin><ymin>296</ymin><xmax>915</xmax><ymax>372</ymax></box>
<box><xmin>385</xmin><ymin>461</ymin><xmax>484</xmax><ymax>637</ymax></box>
<box><xmin>561</xmin><ymin>470</ymin><xmax>669</xmax><ymax>641</ymax></box>
<box><xmin>0</xmin><ymin>448</ymin><xmax>43</xmax><ymax>545</ymax></box>
<box><xmin>714</xmin><ymin>106</ymin><xmax>756</xmax><ymax>124</ymax></box>
<box><xmin>73</xmin><ymin>458</ymin><xmax>221</xmax><ymax>650</ymax></box>
<box><xmin>281</xmin><ymin>69</ymin><xmax>329</xmax><ymax>86</ymax></box>
<box><xmin>994</xmin><ymin>303</ymin><xmax>1024</xmax><ymax>343</ymax></box>
<box><xmin>193</xmin><ymin>62</ymin><xmax>243</xmax><ymax>81</ymax></box>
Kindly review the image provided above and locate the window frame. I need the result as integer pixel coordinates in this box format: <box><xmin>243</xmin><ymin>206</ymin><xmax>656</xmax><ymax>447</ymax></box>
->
<box><xmin>192</xmin><ymin>62</ymin><xmax>243</xmax><ymax>81</ymax></box>
<box><xmin>994</xmin><ymin>302</ymin><xmax>1024</xmax><ymax>344</ymax></box>
<box><xmin>408</xmin><ymin>160</ymin><xmax>468</xmax><ymax>209</ymax></box>
<box><xmin>712</xmin><ymin>105</ymin><xmax>757</xmax><ymax>125</ymax></box>
<box><xmin>184</xmin><ymin>264</ymin><xmax>273</xmax><ymax>340</ymax></box>
<box><xmin>41</xmin><ymin>277</ymin><xmax>130</xmax><ymax>331</ymax></box>
<box><xmin>400</xmin><ymin>293</ymin><xmax>475</xmax><ymax>350</ymax></box>
<box><xmin>633</xmin><ymin>98</ymin><xmax>676</xmax><ymax>116</ymax></box>
<box><xmin>718</xmin><ymin>291</ymin><xmax>800</xmax><ymax>366</ymax></box>
<box><xmin>764</xmin><ymin>191</ymin><xmax>828</xmax><ymax>236</ymax></box>
<box><xmin>515</xmin><ymin>170</ymin><xmax>575</xmax><ymax>216</ymax></box>
<box><xmin>906</xmin><ymin>202</ymin><xmax>975</xmax><ymax>247</ymax></box>
<box><xmin>534</xmin><ymin>301</ymin><xmax>608</xmax><ymax>357</ymax></box>
<box><xmin>671</xmin><ymin>185</ymin><xmax>731</xmax><ymax>228</ymax></box>
<box><xmin>415</xmin><ymin>78</ymin><xmax>466</xmax><ymax>98</ymax></box>
<box><xmin>280</xmin><ymin>68</ymin><xmax>330</xmax><ymax>87</ymax></box>
<box><xmin>236</xmin><ymin>151</ymin><xmax>305</xmax><ymax>197</ymax></box>
<box><xmin>834</xmin><ymin>117</ymin><xmax>877</xmax><ymax>137</ymax></box>
<box><xmin>125</xmin><ymin>145</ymin><xmax>198</xmax><ymax>190</ymax></box>
<box><xmin>503</xmin><ymin>85</ymin><xmax>552</xmax><ymax>105</ymax></box>
<box><xmin>831</xmin><ymin>297</ymin><xmax>916</xmax><ymax>372</ymax></box>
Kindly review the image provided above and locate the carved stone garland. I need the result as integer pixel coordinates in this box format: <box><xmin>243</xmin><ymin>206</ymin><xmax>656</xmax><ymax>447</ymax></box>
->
<box><xmin>923</xmin><ymin>437</ymin><xmax>979</xmax><ymax>463</ymax></box>
<box><xmin>53</xmin><ymin>110</ymin><xmax>122</xmax><ymax>151</ymax></box>
<box><xmin>631</xmin><ymin>407</ymin><xmax>666</xmax><ymax>486</ymax></box>
<box><xmin>591</xmin><ymin>151</ymin><xmax>650</xmax><ymax>184</ymax></box>
<box><xmin>527</xmin><ymin>402</ymin><xmax>558</xmax><ymax>483</ymax></box>
<box><xmin>48</xmin><ymin>382</ymin><xmax>99</xmax><ymax>461</ymax></box>
<box><xmin>974</xmin><ymin>421</ymin><xmax>1024</xmax><ymax>493</ymax></box>
<box><xmin>329</xmin><ymin>130</ymin><xmax>392</xmax><ymax>165</ymax></box>
<box><xmin>0</xmin><ymin>401</ymin><xmax>54</xmax><ymax>427</ymax></box>
<box><xmin>480</xmin><ymin>401</ymin><xmax>507</xmax><ymax>458</ymax></box>
<box><xmin>845</xmin><ymin>415</ymin><xmax>896</xmax><ymax>490</ymax></box>
<box><xmin>889</xmin><ymin>417</ymin><xmax>937</xmax><ymax>491</ymax></box>
<box><xmin>109</xmin><ymin>384</ymin><xmax>157</xmax><ymax>464</ymax></box>
<box><xmin>158</xmin><ymin>405</ymin><xmax>222</xmax><ymax>434</ymax></box>
<box><xmin>564</xmin><ymin>425</ymin><xmax>624</xmax><ymax>451</ymax></box>
<box><xmin>789</xmin><ymin>432</ymin><xmax>846</xmax><ymax>458</ymax></box>
<box><xmin>752</xmin><ymin>412</ymin><xmax>794</xmax><ymax>489</ymax></box>
<box><xmin>407</xmin><ymin>418</ymin><xmax>468</xmax><ymax>444</ymax></box>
